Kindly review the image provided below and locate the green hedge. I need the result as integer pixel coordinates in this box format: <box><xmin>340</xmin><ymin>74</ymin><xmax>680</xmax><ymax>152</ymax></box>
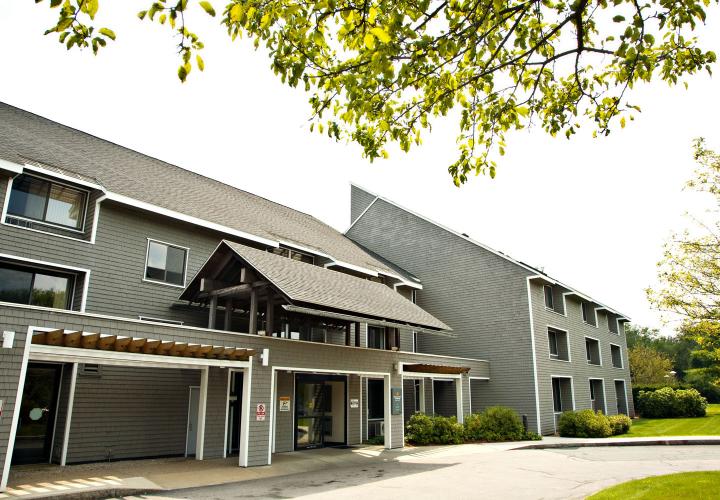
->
<box><xmin>633</xmin><ymin>381</ymin><xmax>720</xmax><ymax>404</ymax></box>
<box><xmin>405</xmin><ymin>407</ymin><xmax>541</xmax><ymax>445</ymax></box>
<box><xmin>558</xmin><ymin>410</ymin><xmax>632</xmax><ymax>437</ymax></box>
<box><xmin>636</xmin><ymin>387</ymin><xmax>707</xmax><ymax>418</ymax></box>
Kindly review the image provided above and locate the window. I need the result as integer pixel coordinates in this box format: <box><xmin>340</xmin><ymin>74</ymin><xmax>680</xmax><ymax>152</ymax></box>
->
<box><xmin>608</xmin><ymin>316</ymin><xmax>619</xmax><ymax>334</ymax></box>
<box><xmin>367</xmin><ymin>326</ymin><xmax>386</xmax><ymax>350</ymax></box>
<box><xmin>7</xmin><ymin>175</ymin><xmax>87</xmax><ymax>230</ymax></box>
<box><xmin>272</xmin><ymin>246</ymin><xmax>314</xmax><ymax>265</ymax></box>
<box><xmin>610</xmin><ymin>344</ymin><xmax>623</xmax><ymax>368</ymax></box>
<box><xmin>581</xmin><ymin>301</ymin><xmax>596</xmax><ymax>325</ymax></box>
<box><xmin>544</xmin><ymin>285</ymin><xmax>554</xmax><ymax>309</ymax></box>
<box><xmin>547</xmin><ymin>327</ymin><xmax>569</xmax><ymax>361</ymax></box>
<box><xmin>585</xmin><ymin>337</ymin><xmax>601</xmax><ymax>365</ymax></box>
<box><xmin>0</xmin><ymin>263</ymin><xmax>74</xmax><ymax>309</ymax></box>
<box><xmin>590</xmin><ymin>379</ymin><xmax>605</xmax><ymax>412</ymax></box>
<box><xmin>367</xmin><ymin>379</ymin><xmax>384</xmax><ymax>419</ymax></box>
<box><xmin>413</xmin><ymin>380</ymin><xmax>422</xmax><ymax>412</ymax></box>
<box><xmin>145</xmin><ymin>240</ymin><xmax>187</xmax><ymax>286</ymax></box>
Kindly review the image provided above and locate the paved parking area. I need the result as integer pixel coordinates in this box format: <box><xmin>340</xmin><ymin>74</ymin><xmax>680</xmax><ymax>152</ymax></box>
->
<box><xmin>147</xmin><ymin>445</ymin><xmax>720</xmax><ymax>499</ymax></box>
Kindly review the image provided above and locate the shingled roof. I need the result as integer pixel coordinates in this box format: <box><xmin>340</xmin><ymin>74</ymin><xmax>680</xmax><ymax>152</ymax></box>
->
<box><xmin>183</xmin><ymin>241</ymin><xmax>450</xmax><ymax>331</ymax></box>
<box><xmin>0</xmin><ymin>102</ymin><xmax>414</xmax><ymax>282</ymax></box>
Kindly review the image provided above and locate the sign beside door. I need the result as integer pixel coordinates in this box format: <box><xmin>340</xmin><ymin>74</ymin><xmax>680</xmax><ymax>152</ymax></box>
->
<box><xmin>278</xmin><ymin>397</ymin><xmax>291</xmax><ymax>412</ymax></box>
<box><xmin>391</xmin><ymin>387</ymin><xmax>402</xmax><ymax>415</ymax></box>
<box><xmin>349</xmin><ymin>398</ymin><xmax>359</xmax><ymax>409</ymax></box>
<box><xmin>256</xmin><ymin>403</ymin><xmax>267</xmax><ymax>421</ymax></box>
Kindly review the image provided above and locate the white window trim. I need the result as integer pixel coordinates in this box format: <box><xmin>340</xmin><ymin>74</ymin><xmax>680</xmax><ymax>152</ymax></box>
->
<box><xmin>2</xmin><ymin>175</ymin><xmax>104</xmax><ymax>245</ymax></box>
<box><xmin>547</xmin><ymin>325</ymin><xmax>572</xmax><ymax>362</ymax></box>
<box><xmin>0</xmin><ymin>252</ymin><xmax>90</xmax><ymax>312</ymax></box>
<box><xmin>543</xmin><ymin>284</ymin><xmax>554</xmax><ymax>310</ymax></box>
<box><xmin>584</xmin><ymin>336</ymin><xmax>602</xmax><ymax>366</ymax></box>
<box><xmin>588</xmin><ymin>377</ymin><xmax>608</xmax><ymax>414</ymax></box>
<box><xmin>551</xmin><ymin>375</ymin><xmax>576</xmax><ymax>413</ymax></box>
<box><xmin>609</xmin><ymin>343</ymin><xmax>624</xmax><ymax>369</ymax></box>
<box><xmin>3</xmin><ymin>173</ymin><xmax>91</xmax><ymax>233</ymax></box>
<box><xmin>143</xmin><ymin>238</ymin><xmax>190</xmax><ymax>288</ymax></box>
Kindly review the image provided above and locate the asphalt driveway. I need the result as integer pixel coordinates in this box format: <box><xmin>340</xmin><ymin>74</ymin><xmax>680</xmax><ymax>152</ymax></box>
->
<box><xmin>142</xmin><ymin>445</ymin><xmax>720</xmax><ymax>499</ymax></box>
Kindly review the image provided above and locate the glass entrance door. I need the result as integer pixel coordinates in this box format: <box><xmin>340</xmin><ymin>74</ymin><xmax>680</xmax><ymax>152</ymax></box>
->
<box><xmin>294</xmin><ymin>374</ymin><xmax>346</xmax><ymax>450</ymax></box>
<box><xmin>12</xmin><ymin>363</ymin><xmax>62</xmax><ymax>465</ymax></box>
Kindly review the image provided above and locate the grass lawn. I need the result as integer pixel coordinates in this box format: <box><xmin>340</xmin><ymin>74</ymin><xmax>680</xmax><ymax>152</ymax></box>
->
<box><xmin>614</xmin><ymin>404</ymin><xmax>720</xmax><ymax>438</ymax></box>
<box><xmin>586</xmin><ymin>471</ymin><xmax>720</xmax><ymax>499</ymax></box>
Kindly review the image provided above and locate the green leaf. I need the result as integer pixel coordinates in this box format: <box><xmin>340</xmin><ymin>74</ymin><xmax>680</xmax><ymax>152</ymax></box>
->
<box><xmin>196</xmin><ymin>54</ymin><xmax>205</xmax><ymax>71</ymax></box>
<box><xmin>370</xmin><ymin>27</ymin><xmax>390</xmax><ymax>44</ymax></box>
<box><xmin>198</xmin><ymin>1</ymin><xmax>215</xmax><ymax>16</ymax></box>
<box><xmin>178</xmin><ymin>64</ymin><xmax>188</xmax><ymax>82</ymax></box>
<box><xmin>364</xmin><ymin>32</ymin><xmax>375</xmax><ymax>50</ymax></box>
<box><xmin>99</xmin><ymin>27</ymin><xmax>116</xmax><ymax>40</ymax></box>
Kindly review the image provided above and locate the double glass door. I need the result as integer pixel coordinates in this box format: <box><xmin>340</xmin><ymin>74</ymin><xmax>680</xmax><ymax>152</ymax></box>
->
<box><xmin>12</xmin><ymin>363</ymin><xmax>62</xmax><ymax>465</ymax></box>
<box><xmin>295</xmin><ymin>374</ymin><xmax>346</xmax><ymax>450</ymax></box>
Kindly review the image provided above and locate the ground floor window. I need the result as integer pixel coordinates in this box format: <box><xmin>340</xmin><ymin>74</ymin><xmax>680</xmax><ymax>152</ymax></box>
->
<box><xmin>615</xmin><ymin>380</ymin><xmax>628</xmax><ymax>415</ymax></box>
<box><xmin>0</xmin><ymin>262</ymin><xmax>75</xmax><ymax>309</ymax></box>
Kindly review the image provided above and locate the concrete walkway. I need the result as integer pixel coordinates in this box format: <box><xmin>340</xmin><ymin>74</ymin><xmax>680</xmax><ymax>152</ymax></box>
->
<box><xmin>4</xmin><ymin>437</ymin><xmax>720</xmax><ymax>499</ymax></box>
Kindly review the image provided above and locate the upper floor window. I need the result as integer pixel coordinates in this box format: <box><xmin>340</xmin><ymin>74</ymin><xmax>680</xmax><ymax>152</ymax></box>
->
<box><xmin>0</xmin><ymin>262</ymin><xmax>74</xmax><ymax>309</ymax></box>
<box><xmin>610</xmin><ymin>344</ymin><xmax>623</xmax><ymax>368</ymax></box>
<box><xmin>608</xmin><ymin>316</ymin><xmax>619</xmax><ymax>334</ymax></box>
<box><xmin>543</xmin><ymin>285</ymin><xmax>554</xmax><ymax>309</ymax></box>
<box><xmin>367</xmin><ymin>326</ymin><xmax>386</xmax><ymax>350</ymax></box>
<box><xmin>7</xmin><ymin>174</ymin><xmax>87</xmax><ymax>231</ymax></box>
<box><xmin>272</xmin><ymin>246</ymin><xmax>314</xmax><ymax>265</ymax></box>
<box><xmin>580</xmin><ymin>301</ymin><xmax>596</xmax><ymax>326</ymax></box>
<box><xmin>585</xmin><ymin>337</ymin><xmax>601</xmax><ymax>365</ymax></box>
<box><xmin>145</xmin><ymin>239</ymin><xmax>188</xmax><ymax>286</ymax></box>
<box><xmin>548</xmin><ymin>327</ymin><xmax>569</xmax><ymax>361</ymax></box>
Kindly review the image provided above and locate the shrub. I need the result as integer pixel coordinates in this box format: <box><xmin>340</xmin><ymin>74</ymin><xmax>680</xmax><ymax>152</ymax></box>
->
<box><xmin>405</xmin><ymin>413</ymin><xmax>464</xmax><ymax>445</ymax></box>
<box><xmin>558</xmin><ymin>410</ymin><xmax>613</xmax><ymax>438</ymax></box>
<box><xmin>405</xmin><ymin>413</ymin><xmax>435</xmax><ymax>445</ymax></box>
<box><xmin>636</xmin><ymin>387</ymin><xmax>707</xmax><ymax>418</ymax></box>
<box><xmin>608</xmin><ymin>414</ymin><xmax>632</xmax><ymax>435</ymax></box>
<box><xmin>464</xmin><ymin>406</ymin><xmax>525</xmax><ymax>442</ymax></box>
<box><xmin>522</xmin><ymin>431</ymin><xmax>543</xmax><ymax>441</ymax></box>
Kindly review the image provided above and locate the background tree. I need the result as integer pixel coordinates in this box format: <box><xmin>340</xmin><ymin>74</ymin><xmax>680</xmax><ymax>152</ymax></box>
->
<box><xmin>625</xmin><ymin>323</ymin><xmax>695</xmax><ymax>378</ymax></box>
<box><xmin>628</xmin><ymin>345</ymin><xmax>674</xmax><ymax>385</ymax></box>
<box><xmin>33</xmin><ymin>0</ymin><xmax>717</xmax><ymax>184</ymax></box>
<box><xmin>648</xmin><ymin>139</ymin><xmax>720</xmax><ymax>363</ymax></box>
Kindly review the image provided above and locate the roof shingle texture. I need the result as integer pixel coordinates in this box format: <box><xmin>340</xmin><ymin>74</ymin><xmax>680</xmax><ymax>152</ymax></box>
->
<box><xmin>224</xmin><ymin>241</ymin><xmax>450</xmax><ymax>330</ymax></box>
<box><xmin>0</xmin><ymin>102</ymin><xmax>406</xmax><ymax>279</ymax></box>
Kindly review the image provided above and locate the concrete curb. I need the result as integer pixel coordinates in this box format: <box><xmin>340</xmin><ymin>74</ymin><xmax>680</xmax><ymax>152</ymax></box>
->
<box><xmin>27</xmin><ymin>487</ymin><xmax>163</xmax><ymax>500</ymax></box>
<box><xmin>513</xmin><ymin>438</ymin><xmax>720</xmax><ymax>450</ymax></box>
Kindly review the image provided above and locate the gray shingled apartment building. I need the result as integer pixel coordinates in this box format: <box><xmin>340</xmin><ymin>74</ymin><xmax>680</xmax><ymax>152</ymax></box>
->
<box><xmin>0</xmin><ymin>102</ymin><xmax>630</xmax><ymax>490</ymax></box>
<box><xmin>346</xmin><ymin>185</ymin><xmax>634</xmax><ymax>435</ymax></box>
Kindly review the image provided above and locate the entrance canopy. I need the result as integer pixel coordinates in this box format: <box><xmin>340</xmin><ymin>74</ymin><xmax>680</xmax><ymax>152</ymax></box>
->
<box><xmin>180</xmin><ymin>240</ymin><xmax>451</xmax><ymax>334</ymax></box>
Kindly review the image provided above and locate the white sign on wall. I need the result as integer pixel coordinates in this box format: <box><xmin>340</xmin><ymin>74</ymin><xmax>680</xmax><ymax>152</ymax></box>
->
<box><xmin>350</xmin><ymin>398</ymin><xmax>359</xmax><ymax>409</ymax></box>
<box><xmin>256</xmin><ymin>403</ymin><xmax>266</xmax><ymax>421</ymax></box>
<box><xmin>279</xmin><ymin>397</ymin><xmax>291</xmax><ymax>412</ymax></box>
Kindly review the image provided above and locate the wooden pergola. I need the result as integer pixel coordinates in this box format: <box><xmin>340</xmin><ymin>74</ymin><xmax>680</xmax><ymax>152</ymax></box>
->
<box><xmin>402</xmin><ymin>363</ymin><xmax>470</xmax><ymax>375</ymax></box>
<box><xmin>31</xmin><ymin>329</ymin><xmax>255</xmax><ymax>360</ymax></box>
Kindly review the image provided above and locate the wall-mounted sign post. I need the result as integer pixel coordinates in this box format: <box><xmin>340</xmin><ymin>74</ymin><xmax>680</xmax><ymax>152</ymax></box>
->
<box><xmin>256</xmin><ymin>403</ymin><xmax>266</xmax><ymax>421</ymax></box>
<box><xmin>278</xmin><ymin>397</ymin><xmax>290</xmax><ymax>412</ymax></box>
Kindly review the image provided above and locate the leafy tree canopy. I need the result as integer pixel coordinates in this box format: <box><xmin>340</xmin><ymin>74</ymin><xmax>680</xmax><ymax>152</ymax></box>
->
<box><xmin>649</xmin><ymin>139</ymin><xmax>720</xmax><ymax>363</ymax></box>
<box><xmin>35</xmin><ymin>0</ymin><xmax>717</xmax><ymax>184</ymax></box>
<box><xmin>628</xmin><ymin>345</ymin><xmax>675</xmax><ymax>384</ymax></box>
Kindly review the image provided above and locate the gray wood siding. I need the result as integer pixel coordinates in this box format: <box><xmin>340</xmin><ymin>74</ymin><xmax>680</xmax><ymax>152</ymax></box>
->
<box><xmin>530</xmin><ymin>281</ymin><xmax>635</xmax><ymax>434</ymax></box>
<box><xmin>346</xmin><ymin>195</ymin><xmax>538</xmax><ymax>429</ymax></box>
<box><xmin>350</xmin><ymin>185</ymin><xmax>376</xmax><ymax>225</ymax></box>
<box><xmin>274</xmin><ymin>371</ymin><xmax>294</xmax><ymax>453</ymax></box>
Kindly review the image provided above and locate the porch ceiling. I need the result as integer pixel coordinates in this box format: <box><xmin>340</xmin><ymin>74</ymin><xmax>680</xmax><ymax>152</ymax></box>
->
<box><xmin>31</xmin><ymin>329</ymin><xmax>255</xmax><ymax>361</ymax></box>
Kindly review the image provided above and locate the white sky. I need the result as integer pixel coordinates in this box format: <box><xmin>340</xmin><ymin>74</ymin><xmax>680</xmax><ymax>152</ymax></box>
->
<box><xmin>1</xmin><ymin>1</ymin><xmax>718</xmax><ymax>335</ymax></box>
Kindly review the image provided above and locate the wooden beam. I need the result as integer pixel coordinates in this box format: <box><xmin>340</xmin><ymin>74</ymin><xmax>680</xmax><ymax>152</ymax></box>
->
<box><xmin>114</xmin><ymin>337</ymin><xmax>132</xmax><ymax>352</ymax></box>
<box><xmin>81</xmin><ymin>333</ymin><xmax>100</xmax><ymax>349</ymax></box>
<box><xmin>184</xmin><ymin>344</ymin><xmax>200</xmax><ymax>357</ymax></box>
<box><xmin>209</xmin><ymin>346</ymin><xmax>225</xmax><ymax>358</ymax></box>
<box><xmin>156</xmin><ymin>341</ymin><xmax>175</xmax><ymax>355</ymax></box>
<box><xmin>170</xmin><ymin>343</ymin><xmax>188</xmax><ymax>356</ymax></box>
<box><xmin>142</xmin><ymin>339</ymin><xmax>161</xmax><ymax>354</ymax></box>
<box><xmin>249</xmin><ymin>287</ymin><xmax>258</xmax><ymax>335</ymax></box>
<box><xmin>224</xmin><ymin>298</ymin><xmax>233</xmax><ymax>331</ymax></box>
<box><xmin>239</xmin><ymin>267</ymin><xmax>257</xmax><ymax>284</ymax></box>
<box><xmin>63</xmin><ymin>331</ymin><xmax>82</xmax><ymax>348</ymax></box>
<box><xmin>195</xmin><ymin>345</ymin><xmax>213</xmax><ymax>358</ymax></box>
<box><xmin>220</xmin><ymin>347</ymin><xmax>235</xmax><ymax>359</ymax></box>
<box><xmin>97</xmin><ymin>335</ymin><xmax>117</xmax><ymax>350</ymax></box>
<box><xmin>46</xmin><ymin>329</ymin><xmax>65</xmax><ymax>346</ymax></box>
<box><xmin>200</xmin><ymin>278</ymin><xmax>230</xmax><ymax>293</ymax></box>
<box><xmin>127</xmin><ymin>338</ymin><xmax>147</xmax><ymax>353</ymax></box>
<box><xmin>208</xmin><ymin>295</ymin><xmax>218</xmax><ymax>329</ymax></box>
<box><xmin>31</xmin><ymin>331</ymin><xmax>48</xmax><ymax>345</ymax></box>
<box><xmin>203</xmin><ymin>281</ymin><xmax>269</xmax><ymax>299</ymax></box>
<box><xmin>265</xmin><ymin>290</ymin><xmax>274</xmax><ymax>336</ymax></box>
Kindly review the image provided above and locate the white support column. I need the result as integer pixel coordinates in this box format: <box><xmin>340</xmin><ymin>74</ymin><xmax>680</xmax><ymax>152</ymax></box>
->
<box><xmin>239</xmin><ymin>362</ymin><xmax>252</xmax><ymax>467</ymax></box>
<box><xmin>419</xmin><ymin>379</ymin><xmax>426</xmax><ymax>414</ymax></box>
<box><xmin>196</xmin><ymin>367</ymin><xmax>208</xmax><ymax>460</ymax></box>
<box><xmin>60</xmin><ymin>363</ymin><xmax>78</xmax><ymax>466</ymax></box>
<box><xmin>455</xmin><ymin>377</ymin><xmax>464</xmax><ymax>424</ymax></box>
<box><xmin>383</xmin><ymin>374</ymin><xmax>391</xmax><ymax>450</ymax></box>
<box><xmin>1</xmin><ymin>330</ymin><xmax>33</xmax><ymax>492</ymax></box>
